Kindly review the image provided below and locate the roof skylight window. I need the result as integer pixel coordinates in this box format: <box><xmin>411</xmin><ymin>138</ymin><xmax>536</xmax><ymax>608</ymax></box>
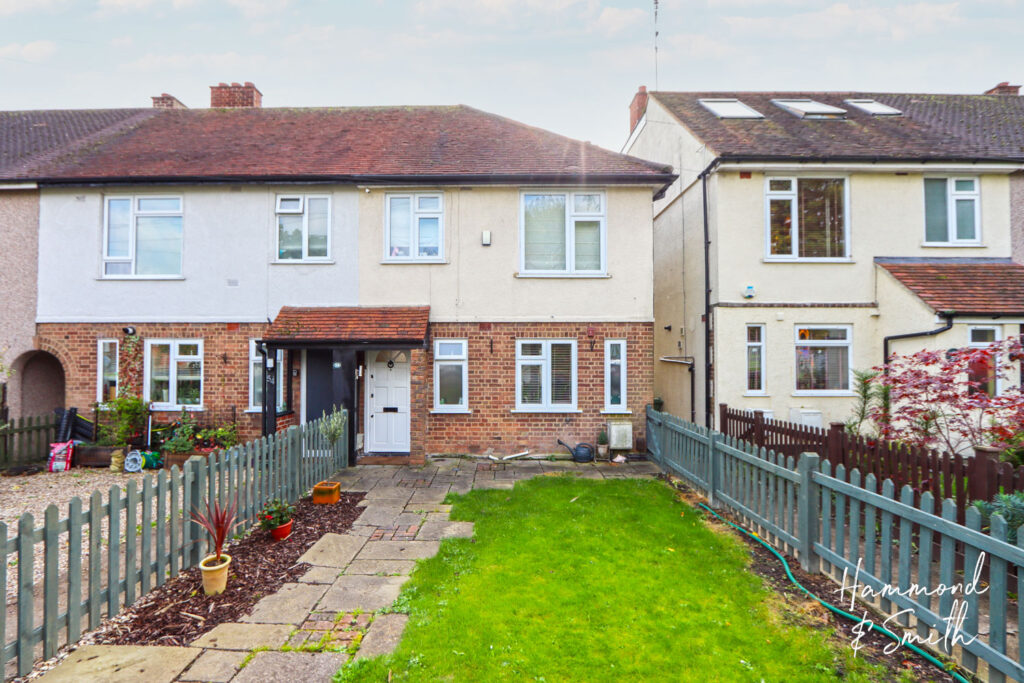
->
<box><xmin>771</xmin><ymin>99</ymin><xmax>847</xmax><ymax>119</ymax></box>
<box><xmin>698</xmin><ymin>98</ymin><xmax>764</xmax><ymax>119</ymax></box>
<box><xmin>844</xmin><ymin>99</ymin><xmax>902</xmax><ymax>116</ymax></box>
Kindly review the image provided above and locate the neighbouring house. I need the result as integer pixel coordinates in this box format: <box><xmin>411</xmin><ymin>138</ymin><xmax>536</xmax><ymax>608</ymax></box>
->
<box><xmin>2</xmin><ymin>82</ymin><xmax>674</xmax><ymax>463</ymax></box>
<box><xmin>622</xmin><ymin>83</ymin><xmax>1024</xmax><ymax>428</ymax></box>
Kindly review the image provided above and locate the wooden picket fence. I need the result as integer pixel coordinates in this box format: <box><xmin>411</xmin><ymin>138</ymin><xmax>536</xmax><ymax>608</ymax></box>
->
<box><xmin>1</xmin><ymin>412</ymin><xmax>349</xmax><ymax>680</ymax></box>
<box><xmin>0</xmin><ymin>414</ymin><xmax>58</xmax><ymax>469</ymax></box>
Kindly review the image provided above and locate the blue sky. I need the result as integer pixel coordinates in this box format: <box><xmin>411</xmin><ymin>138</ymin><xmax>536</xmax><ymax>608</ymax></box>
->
<box><xmin>1</xmin><ymin>0</ymin><xmax>1022</xmax><ymax>150</ymax></box>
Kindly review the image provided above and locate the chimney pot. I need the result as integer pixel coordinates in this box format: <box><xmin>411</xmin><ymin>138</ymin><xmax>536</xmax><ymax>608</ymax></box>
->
<box><xmin>629</xmin><ymin>85</ymin><xmax>649</xmax><ymax>134</ymax></box>
<box><xmin>984</xmin><ymin>81</ymin><xmax>1021</xmax><ymax>96</ymax></box>
<box><xmin>210</xmin><ymin>81</ymin><xmax>263</xmax><ymax>108</ymax></box>
<box><xmin>151</xmin><ymin>93</ymin><xmax>188</xmax><ymax>109</ymax></box>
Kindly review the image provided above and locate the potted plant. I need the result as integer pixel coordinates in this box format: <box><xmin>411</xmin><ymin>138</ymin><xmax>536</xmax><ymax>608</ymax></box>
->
<box><xmin>652</xmin><ymin>396</ymin><xmax>665</xmax><ymax>412</ymax></box>
<box><xmin>596</xmin><ymin>429</ymin><xmax>609</xmax><ymax>459</ymax></box>
<box><xmin>192</xmin><ymin>497</ymin><xmax>237</xmax><ymax>595</ymax></box>
<box><xmin>259</xmin><ymin>499</ymin><xmax>295</xmax><ymax>540</ymax></box>
<box><xmin>161</xmin><ymin>411</ymin><xmax>200</xmax><ymax>469</ymax></box>
<box><xmin>75</xmin><ymin>396</ymin><xmax>147</xmax><ymax>467</ymax></box>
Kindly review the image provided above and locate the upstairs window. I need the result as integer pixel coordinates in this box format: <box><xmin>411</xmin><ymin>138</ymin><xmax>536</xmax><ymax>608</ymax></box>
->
<box><xmin>515</xmin><ymin>339</ymin><xmax>577</xmax><ymax>411</ymax></box>
<box><xmin>104</xmin><ymin>196</ymin><xmax>183</xmax><ymax>276</ymax></box>
<box><xmin>766</xmin><ymin>178</ymin><xmax>847</xmax><ymax>260</ymax></box>
<box><xmin>924</xmin><ymin>178</ymin><xmax>980</xmax><ymax>245</ymax></box>
<box><xmin>277</xmin><ymin>195</ymin><xmax>331</xmax><ymax>261</ymax></box>
<box><xmin>145</xmin><ymin>339</ymin><xmax>203</xmax><ymax>410</ymax></box>
<box><xmin>521</xmin><ymin>191</ymin><xmax>605</xmax><ymax>274</ymax></box>
<box><xmin>385</xmin><ymin>193</ymin><xmax>443</xmax><ymax>261</ymax></box>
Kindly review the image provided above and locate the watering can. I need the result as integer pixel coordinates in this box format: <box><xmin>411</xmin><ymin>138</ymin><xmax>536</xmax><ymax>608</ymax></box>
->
<box><xmin>557</xmin><ymin>439</ymin><xmax>595</xmax><ymax>463</ymax></box>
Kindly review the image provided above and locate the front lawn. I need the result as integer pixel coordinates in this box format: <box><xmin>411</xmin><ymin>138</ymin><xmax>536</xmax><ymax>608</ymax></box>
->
<box><xmin>338</xmin><ymin>476</ymin><xmax>889</xmax><ymax>682</ymax></box>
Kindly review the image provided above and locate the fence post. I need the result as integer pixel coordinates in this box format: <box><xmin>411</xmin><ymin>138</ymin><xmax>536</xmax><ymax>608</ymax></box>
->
<box><xmin>186</xmin><ymin>458</ymin><xmax>206</xmax><ymax>567</ymax></box>
<box><xmin>708</xmin><ymin>432</ymin><xmax>721</xmax><ymax>508</ymax></box>
<box><xmin>718</xmin><ymin>403</ymin><xmax>728</xmax><ymax>435</ymax></box>
<box><xmin>753</xmin><ymin>410</ymin><xmax>765</xmax><ymax>449</ymax></box>
<box><xmin>287</xmin><ymin>425</ymin><xmax>300</xmax><ymax>502</ymax></box>
<box><xmin>969</xmin><ymin>445</ymin><xmax>999</xmax><ymax>502</ymax></box>
<box><xmin>797</xmin><ymin>452</ymin><xmax>821</xmax><ymax>573</ymax></box>
<box><xmin>827</xmin><ymin>422</ymin><xmax>844</xmax><ymax>467</ymax></box>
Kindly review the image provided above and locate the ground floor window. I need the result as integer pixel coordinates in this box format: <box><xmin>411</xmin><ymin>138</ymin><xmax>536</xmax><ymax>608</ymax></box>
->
<box><xmin>97</xmin><ymin>339</ymin><xmax>118</xmax><ymax>403</ymax></box>
<box><xmin>968</xmin><ymin>326</ymin><xmax>1000</xmax><ymax>396</ymax></box>
<box><xmin>433</xmin><ymin>339</ymin><xmax>468</xmax><ymax>411</ymax></box>
<box><xmin>248</xmin><ymin>341</ymin><xmax>289</xmax><ymax>412</ymax></box>
<box><xmin>745</xmin><ymin>325</ymin><xmax>765</xmax><ymax>394</ymax></box>
<box><xmin>794</xmin><ymin>325</ymin><xmax>850</xmax><ymax>393</ymax></box>
<box><xmin>604</xmin><ymin>339</ymin><xmax>627</xmax><ymax>412</ymax></box>
<box><xmin>516</xmin><ymin>339</ymin><xmax>577</xmax><ymax>411</ymax></box>
<box><xmin>145</xmin><ymin>339</ymin><xmax>203</xmax><ymax>409</ymax></box>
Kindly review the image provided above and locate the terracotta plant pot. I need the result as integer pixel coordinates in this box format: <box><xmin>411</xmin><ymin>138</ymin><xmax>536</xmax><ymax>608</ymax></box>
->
<box><xmin>271</xmin><ymin>519</ymin><xmax>293</xmax><ymax>540</ymax></box>
<box><xmin>312</xmin><ymin>481</ymin><xmax>341</xmax><ymax>504</ymax></box>
<box><xmin>199</xmin><ymin>553</ymin><xmax>231</xmax><ymax>595</ymax></box>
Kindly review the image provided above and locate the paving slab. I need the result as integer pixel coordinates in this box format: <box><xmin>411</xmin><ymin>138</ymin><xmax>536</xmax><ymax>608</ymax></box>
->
<box><xmin>416</xmin><ymin>520</ymin><xmax>474</xmax><ymax>541</ymax></box>
<box><xmin>348</xmin><ymin>524</ymin><xmax>376</xmax><ymax>537</ymax></box>
<box><xmin>424</xmin><ymin>511</ymin><xmax>451</xmax><ymax>522</ymax></box>
<box><xmin>242</xmin><ymin>582</ymin><xmax>328</xmax><ymax>625</ymax></box>
<box><xmin>298</xmin><ymin>533</ymin><xmax>367</xmax><ymax>567</ymax></box>
<box><xmin>355</xmin><ymin>614</ymin><xmax>409</xmax><ymax>660</ymax></box>
<box><xmin>178</xmin><ymin>649</ymin><xmax>248</xmax><ymax>683</ymax></box>
<box><xmin>472</xmin><ymin>479</ymin><xmax>515</xmax><ymax>490</ymax></box>
<box><xmin>394</xmin><ymin>511</ymin><xmax>425</xmax><ymax>526</ymax></box>
<box><xmin>409</xmin><ymin>488</ymin><xmax>450</xmax><ymax>504</ymax></box>
<box><xmin>231</xmin><ymin>651</ymin><xmax>347</xmax><ymax>683</ymax></box>
<box><xmin>190</xmin><ymin>623</ymin><xmax>293</xmax><ymax>650</ymax></box>
<box><xmin>299</xmin><ymin>566</ymin><xmax>342</xmax><ymax>584</ymax></box>
<box><xmin>364</xmin><ymin>485</ymin><xmax>412</xmax><ymax>500</ymax></box>
<box><xmin>319</xmin><ymin>574</ymin><xmax>409</xmax><ymax>612</ymax></box>
<box><xmin>403</xmin><ymin>502</ymin><xmax>452</xmax><ymax>514</ymax></box>
<box><xmin>344</xmin><ymin>559</ymin><xmax>416</xmax><ymax>575</ymax></box>
<box><xmin>39</xmin><ymin>645</ymin><xmax>200</xmax><ymax>683</ymax></box>
<box><xmin>354</xmin><ymin>505</ymin><xmax>405</xmax><ymax>527</ymax></box>
<box><xmin>355</xmin><ymin>540</ymin><xmax>440</xmax><ymax>561</ymax></box>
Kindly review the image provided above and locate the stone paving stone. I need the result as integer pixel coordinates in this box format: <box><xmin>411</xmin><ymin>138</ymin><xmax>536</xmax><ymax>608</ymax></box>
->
<box><xmin>364</xmin><ymin>485</ymin><xmax>412</xmax><ymax>499</ymax></box>
<box><xmin>394</xmin><ymin>511</ymin><xmax>426</xmax><ymax>525</ymax></box>
<box><xmin>368</xmin><ymin>525</ymin><xmax>419</xmax><ymax>541</ymax></box>
<box><xmin>408</xmin><ymin>488</ymin><xmax>450</xmax><ymax>505</ymax></box>
<box><xmin>424</xmin><ymin>511</ymin><xmax>451</xmax><ymax>522</ymax></box>
<box><xmin>298</xmin><ymin>533</ymin><xmax>367</xmax><ymax>567</ymax></box>
<box><xmin>416</xmin><ymin>520</ymin><xmax>474</xmax><ymax>541</ymax></box>
<box><xmin>354</xmin><ymin>505</ymin><xmax>404</xmax><ymax>527</ymax></box>
<box><xmin>344</xmin><ymin>559</ymin><xmax>416</xmax><ymax>575</ymax></box>
<box><xmin>242</xmin><ymin>583</ymin><xmax>328</xmax><ymax>625</ymax></box>
<box><xmin>472</xmin><ymin>479</ymin><xmax>515</xmax><ymax>490</ymax></box>
<box><xmin>191</xmin><ymin>623</ymin><xmax>293</xmax><ymax>650</ymax></box>
<box><xmin>231</xmin><ymin>652</ymin><xmax>348</xmax><ymax>683</ymax></box>
<box><xmin>355</xmin><ymin>614</ymin><xmax>410</xmax><ymax>660</ymax></box>
<box><xmin>299</xmin><ymin>566</ymin><xmax>343</xmax><ymax>584</ymax></box>
<box><xmin>178</xmin><ymin>649</ymin><xmax>248</xmax><ymax>682</ymax></box>
<box><xmin>39</xmin><ymin>645</ymin><xmax>200</xmax><ymax>683</ymax></box>
<box><xmin>355</xmin><ymin>540</ymin><xmax>440</xmax><ymax>560</ymax></box>
<box><xmin>319</xmin><ymin>574</ymin><xmax>409</xmax><ymax>612</ymax></box>
<box><xmin>348</xmin><ymin>524</ymin><xmax>376</xmax><ymax>537</ymax></box>
<box><xmin>403</xmin><ymin>502</ymin><xmax>451</xmax><ymax>514</ymax></box>
<box><xmin>448</xmin><ymin>481</ymin><xmax>473</xmax><ymax>495</ymax></box>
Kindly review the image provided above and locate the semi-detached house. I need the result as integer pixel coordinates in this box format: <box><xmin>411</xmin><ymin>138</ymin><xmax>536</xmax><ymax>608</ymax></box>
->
<box><xmin>1</xmin><ymin>83</ymin><xmax>675</xmax><ymax>464</ymax></box>
<box><xmin>623</xmin><ymin>83</ymin><xmax>1024</xmax><ymax>429</ymax></box>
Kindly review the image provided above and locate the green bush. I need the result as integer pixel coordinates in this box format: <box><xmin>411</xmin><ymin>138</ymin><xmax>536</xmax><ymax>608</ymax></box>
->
<box><xmin>319</xmin><ymin>409</ymin><xmax>348</xmax><ymax>446</ymax></box>
<box><xmin>972</xmin><ymin>491</ymin><xmax>1024</xmax><ymax>543</ymax></box>
<box><xmin>97</xmin><ymin>396</ymin><xmax>147</xmax><ymax>446</ymax></box>
<box><xmin>161</xmin><ymin>411</ymin><xmax>198</xmax><ymax>454</ymax></box>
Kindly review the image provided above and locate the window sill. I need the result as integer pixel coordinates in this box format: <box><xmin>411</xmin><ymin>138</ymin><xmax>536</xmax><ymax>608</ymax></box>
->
<box><xmin>511</xmin><ymin>408</ymin><xmax>582</xmax><ymax>414</ymax></box>
<box><xmin>430</xmin><ymin>408</ymin><xmax>472</xmax><ymax>415</ymax></box>
<box><xmin>791</xmin><ymin>391</ymin><xmax>855</xmax><ymax>398</ymax></box>
<box><xmin>762</xmin><ymin>258</ymin><xmax>853</xmax><ymax>264</ymax></box>
<box><xmin>98</xmin><ymin>275</ymin><xmax>185</xmax><ymax>281</ymax></box>
<box><xmin>380</xmin><ymin>259</ymin><xmax>448</xmax><ymax>265</ymax></box>
<box><xmin>150</xmin><ymin>405</ymin><xmax>205</xmax><ymax>412</ymax></box>
<box><xmin>271</xmin><ymin>259</ymin><xmax>335</xmax><ymax>265</ymax></box>
<box><xmin>920</xmin><ymin>242</ymin><xmax>985</xmax><ymax>248</ymax></box>
<box><xmin>515</xmin><ymin>272</ymin><xmax>610</xmax><ymax>279</ymax></box>
<box><xmin>600</xmin><ymin>409</ymin><xmax>633</xmax><ymax>415</ymax></box>
<box><xmin>743</xmin><ymin>392</ymin><xmax>769</xmax><ymax>398</ymax></box>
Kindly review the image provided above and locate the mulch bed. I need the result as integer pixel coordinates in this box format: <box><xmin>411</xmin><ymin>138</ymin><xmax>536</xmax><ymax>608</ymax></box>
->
<box><xmin>93</xmin><ymin>492</ymin><xmax>365</xmax><ymax>647</ymax></box>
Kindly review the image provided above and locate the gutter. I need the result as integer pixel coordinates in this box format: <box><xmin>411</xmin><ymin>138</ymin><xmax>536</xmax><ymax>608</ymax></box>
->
<box><xmin>882</xmin><ymin>314</ymin><xmax>955</xmax><ymax>366</ymax></box>
<box><xmin>714</xmin><ymin>154</ymin><xmax>1024</xmax><ymax>166</ymax></box>
<box><xmin>698</xmin><ymin>158</ymin><xmax>721</xmax><ymax>427</ymax></box>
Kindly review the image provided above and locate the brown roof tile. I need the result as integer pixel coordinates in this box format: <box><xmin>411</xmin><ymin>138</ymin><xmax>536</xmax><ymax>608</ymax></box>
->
<box><xmin>264</xmin><ymin>306</ymin><xmax>430</xmax><ymax>343</ymax></box>
<box><xmin>877</xmin><ymin>258</ymin><xmax>1024</xmax><ymax>315</ymax></box>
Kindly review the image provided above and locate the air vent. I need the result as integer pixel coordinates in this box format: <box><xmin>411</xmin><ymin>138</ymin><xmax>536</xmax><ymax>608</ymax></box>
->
<box><xmin>772</xmin><ymin>99</ymin><xmax>847</xmax><ymax>119</ymax></box>
<box><xmin>698</xmin><ymin>98</ymin><xmax>764</xmax><ymax>119</ymax></box>
<box><xmin>844</xmin><ymin>99</ymin><xmax>902</xmax><ymax>116</ymax></box>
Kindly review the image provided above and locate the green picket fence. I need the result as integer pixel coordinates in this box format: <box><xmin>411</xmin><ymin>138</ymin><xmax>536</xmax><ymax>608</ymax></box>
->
<box><xmin>2</xmin><ymin>412</ymin><xmax>349</xmax><ymax>679</ymax></box>
<box><xmin>0</xmin><ymin>414</ymin><xmax>58</xmax><ymax>468</ymax></box>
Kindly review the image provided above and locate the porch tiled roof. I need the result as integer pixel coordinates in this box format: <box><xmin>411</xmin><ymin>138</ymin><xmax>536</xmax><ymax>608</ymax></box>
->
<box><xmin>877</xmin><ymin>258</ymin><xmax>1024</xmax><ymax>315</ymax></box>
<box><xmin>264</xmin><ymin>306</ymin><xmax>430</xmax><ymax>344</ymax></box>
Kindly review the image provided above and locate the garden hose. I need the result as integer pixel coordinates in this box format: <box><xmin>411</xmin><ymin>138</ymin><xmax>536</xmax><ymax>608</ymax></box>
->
<box><xmin>695</xmin><ymin>502</ymin><xmax>971</xmax><ymax>683</ymax></box>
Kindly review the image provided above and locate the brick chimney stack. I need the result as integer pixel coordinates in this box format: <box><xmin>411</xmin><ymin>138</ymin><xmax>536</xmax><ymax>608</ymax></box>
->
<box><xmin>984</xmin><ymin>81</ymin><xmax>1021</xmax><ymax>96</ymax></box>
<box><xmin>629</xmin><ymin>85</ymin><xmax>648</xmax><ymax>133</ymax></box>
<box><xmin>210</xmin><ymin>81</ymin><xmax>262</xmax><ymax>108</ymax></box>
<box><xmin>151</xmin><ymin>93</ymin><xmax>188</xmax><ymax>109</ymax></box>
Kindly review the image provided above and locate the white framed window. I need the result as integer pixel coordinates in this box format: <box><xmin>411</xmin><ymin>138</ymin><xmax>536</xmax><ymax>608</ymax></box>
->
<box><xmin>603</xmin><ymin>339</ymin><xmax>628</xmax><ymax>412</ymax></box>
<box><xmin>248</xmin><ymin>341</ymin><xmax>288</xmax><ymax>411</ymax></box>
<box><xmin>385</xmin><ymin>193</ymin><xmax>443</xmax><ymax>261</ymax></box>
<box><xmin>97</xmin><ymin>339</ymin><xmax>119</xmax><ymax>404</ymax></box>
<box><xmin>276</xmin><ymin>194</ymin><xmax>331</xmax><ymax>261</ymax></box>
<box><xmin>794</xmin><ymin>325</ymin><xmax>851</xmax><ymax>394</ymax></box>
<box><xmin>515</xmin><ymin>339</ymin><xmax>577</xmax><ymax>411</ymax></box>
<box><xmin>144</xmin><ymin>339</ymin><xmax>204</xmax><ymax>410</ymax></box>
<box><xmin>433</xmin><ymin>339</ymin><xmax>469</xmax><ymax>412</ymax></box>
<box><xmin>103</xmin><ymin>195</ymin><xmax>183</xmax><ymax>277</ymax></box>
<box><xmin>924</xmin><ymin>178</ymin><xmax>980</xmax><ymax>245</ymax></box>
<box><xmin>765</xmin><ymin>178</ymin><xmax>848</xmax><ymax>260</ymax></box>
<box><xmin>520</xmin><ymin>191</ymin><xmax>606</xmax><ymax>274</ymax></box>
<box><xmin>967</xmin><ymin>326</ymin><xmax>1001</xmax><ymax>396</ymax></box>
<box><xmin>745</xmin><ymin>325</ymin><xmax>766</xmax><ymax>395</ymax></box>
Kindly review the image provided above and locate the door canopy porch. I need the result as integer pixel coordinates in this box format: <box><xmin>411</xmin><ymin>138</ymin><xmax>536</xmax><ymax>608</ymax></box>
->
<box><xmin>261</xmin><ymin>306</ymin><xmax>431</xmax><ymax>348</ymax></box>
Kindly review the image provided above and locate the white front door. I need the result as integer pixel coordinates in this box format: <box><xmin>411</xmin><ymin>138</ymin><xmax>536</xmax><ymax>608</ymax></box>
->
<box><xmin>366</xmin><ymin>350</ymin><xmax>411</xmax><ymax>453</ymax></box>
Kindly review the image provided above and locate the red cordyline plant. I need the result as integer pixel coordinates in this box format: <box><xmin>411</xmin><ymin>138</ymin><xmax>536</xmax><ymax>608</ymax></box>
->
<box><xmin>191</xmin><ymin>497</ymin><xmax>238</xmax><ymax>563</ymax></box>
<box><xmin>869</xmin><ymin>335</ymin><xmax>1024</xmax><ymax>454</ymax></box>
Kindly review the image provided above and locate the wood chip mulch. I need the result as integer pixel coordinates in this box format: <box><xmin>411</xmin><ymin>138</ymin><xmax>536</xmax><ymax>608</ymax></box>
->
<box><xmin>93</xmin><ymin>492</ymin><xmax>365</xmax><ymax>647</ymax></box>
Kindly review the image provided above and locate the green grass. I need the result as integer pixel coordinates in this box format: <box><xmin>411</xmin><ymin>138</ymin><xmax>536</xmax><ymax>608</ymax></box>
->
<box><xmin>337</xmin><ymin>476</ymin><xmax>892</xmax><ymax>682</ymax></box>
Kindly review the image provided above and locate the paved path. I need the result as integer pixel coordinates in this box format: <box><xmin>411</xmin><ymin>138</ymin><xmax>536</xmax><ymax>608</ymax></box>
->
<box><xmin>40</xmin><ymin>457</ymin><xmax>660</xmax><ymax>682</ymax></box>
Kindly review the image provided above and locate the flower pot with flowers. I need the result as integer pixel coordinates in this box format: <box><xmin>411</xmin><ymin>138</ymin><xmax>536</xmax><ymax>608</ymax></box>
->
<box><xmin>191</xmin><ymin>497</ymin><xmax>237</xmax><ymax>595</ymax></box>
<box><xmin>260</xmin><ymin>499</ymin><xmax>295</xmax><ymax>540</ymax></box>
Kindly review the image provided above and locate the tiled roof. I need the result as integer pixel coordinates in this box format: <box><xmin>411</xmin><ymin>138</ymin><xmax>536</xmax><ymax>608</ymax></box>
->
<box><xmin>263</xmin><ymin>306</ymin><xmax>431</xmax><ymax>343</ymax></box>
<box><xmin>1</xmin><ymin>106</ymin><xmax>673</xmax><ymax>185</ymax></box>
<box><xmin>877</xmin><ymin>258</ymin><xmax>1024</xmax><ymax>315</ymax></box>
<box><xmin>651</xmin><ymin>92</ymin><xmax>1024</xmax><ymax>162</ymax></box>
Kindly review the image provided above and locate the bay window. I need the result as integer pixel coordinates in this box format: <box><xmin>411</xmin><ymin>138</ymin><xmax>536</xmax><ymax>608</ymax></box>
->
<box><xmin>145</xmin><ymin>339</ymin><xmax>203</xmax><ymax>409</ymax></box>
<box><xmin>277</xmin><ymin>195</ymin><xmax>331</xmax><ymax>261</ymax></box>
<box><xmin>521</xmin><ymin>191</ymin><xmax>605</xmax><ymax>274</ymax></box>
<box><xmin>385</xmin><ymin>193</ymin><xmax>443</xmax><ymax>261</ymax></box>
<box><xmin>103</xmin><ymin>196</ymin><xmax>183</xmax><ymax>276</ymax></box>
<box><xmin>766</xmin><ymin>178</ymin><xmax>847</xmax><ymax>260</ymax></box>
<box><xmin>794</xmin><ymin>326</ymin><xmax>851</xmax><ymax>393</ymax></box>
<box><xmin>433</xmin><ymin>339</ymin><xmax>469</xmax><ymax>412</ymax></box>
<box><xmin>515</xmin><ymin>339</ymin><xmax>577</xmax><ymax>411</ymax></box>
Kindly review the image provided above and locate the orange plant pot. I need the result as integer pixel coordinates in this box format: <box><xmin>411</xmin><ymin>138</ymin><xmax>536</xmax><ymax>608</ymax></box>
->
<box><xmin>312</xmin><ymin>481</ymin><xmax>341</xmax><ymax>504</ymax></box>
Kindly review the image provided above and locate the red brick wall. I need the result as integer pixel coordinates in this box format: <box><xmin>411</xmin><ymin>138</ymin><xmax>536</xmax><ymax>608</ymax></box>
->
<box><xmin>36</xmin><ymin>322</ymin><xmax>298</xmax><ymax>443</ymax></box>
<box><xmin>420</xmin><ymin>322</ymin><xmax>653</xmax><ymax>455</ymax></box>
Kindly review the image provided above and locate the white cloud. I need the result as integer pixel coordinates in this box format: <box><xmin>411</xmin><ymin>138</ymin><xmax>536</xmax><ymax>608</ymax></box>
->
<box><xmin>0</xmin><ymin>41</ymin><xmax>57</xmax><ymax>61</ymax></box>
<box><xmin>591</xmin><ymin>6</ymin><xmax>647</xmax><ymax>36</ymax></box>
<box><xmin>723</xmin><ymin>2</ymin><xmax>961</xmax><ymax>41</ymax></box>
<box><xmin>97</xmin><ymin>0</ymin><xmax>155</xmax><ymax>10</ymax></box>
<box><xmin>120</xmin><ymin>50</ymin><xmax>262</xmax><ymax>72</ymax></box>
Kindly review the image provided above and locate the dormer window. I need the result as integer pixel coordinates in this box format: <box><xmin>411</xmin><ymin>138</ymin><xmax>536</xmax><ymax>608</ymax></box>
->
<box><xmin>772</xmin><ymin>99</ymin><xmax>846</xmax><ymax>119</ymax></box>
<box><xmin>698</xmin><ymin>98</ymin><xmax>764</xmax><ymax>119</ymax></box>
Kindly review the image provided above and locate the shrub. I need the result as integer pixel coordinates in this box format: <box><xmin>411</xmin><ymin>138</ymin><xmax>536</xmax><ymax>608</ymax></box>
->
<box><xmin>97</xmin><ymin>396</ymin><xmax>148</xmax><ymax>446</ymax></box>
<box><xmin>972</xmin><ymin>491</ymin><xmax>1024</xmax><ymax>543</ymax></box>
<box><xmin>161</xmin><ymin>411</ymin><xmax>198</xmax><ymax>454</ymax></box>
<box><xmin>191</xmin><ymin>497</ymin><xmax>237</xmax><ymax>562</ymax></box>
<box><xmin>319</xmin><ymin>409</ymin><xmax>348</xmax><ymax>446</ymax></box>
<box><xmin>597</xmin><ymin>429</ymin><xmax>608</xmax><ymax>446</ymax></box>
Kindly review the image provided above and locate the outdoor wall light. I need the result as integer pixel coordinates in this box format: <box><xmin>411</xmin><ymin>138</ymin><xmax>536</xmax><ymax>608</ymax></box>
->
<box><xmin>122</xmin><ymin>326</ymin><xmax>136</xmax><ymax>335</ymax></box>
<box><xmin>481</xmin><ymin>230</ymin><xmax>492</xmax><ymax>246</ymax></box>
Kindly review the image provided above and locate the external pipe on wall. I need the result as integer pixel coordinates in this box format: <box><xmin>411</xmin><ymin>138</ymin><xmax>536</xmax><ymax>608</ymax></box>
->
<box><xmin>698</xmin><ymin>158</ymin><xmax>720</xmax><ymax>428</ymax></box>
<box><xmin>881</xmin><ymin>314</ymin><xmax>955</xmax><ymax>367</ymax></box>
